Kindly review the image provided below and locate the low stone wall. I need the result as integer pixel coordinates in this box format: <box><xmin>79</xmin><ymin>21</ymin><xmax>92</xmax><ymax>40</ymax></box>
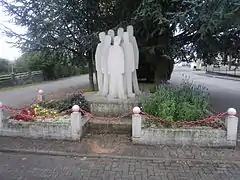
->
<box><xmin>132</xmin><ymin>108</ymin><xmax>239</xmax><ymax>147</ymax></box>
<box><xmin>132</xmin><ymin>128</ymin><xmax>235</xmax><ymax>147</ymax></box>
<box><xmin>1</xmin><ymin>120</ymin><xmax>72</xmax><ymax>140</ymax></box>
<box><xmin>0</xmin><ymin>105</ymin><xmax>89</xmax><ymax>140</ymax></box>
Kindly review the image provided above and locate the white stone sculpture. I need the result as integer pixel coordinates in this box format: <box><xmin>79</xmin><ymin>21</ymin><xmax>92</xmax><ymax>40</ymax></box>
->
<box><xmin>107</xmin><ymin>36</ymin><xmax>125</xmax><ymax>99</ymax></box>
<box><xmin>101</xmin><ymin>35</ymin><xmax>112</xmax><ymax>95</ymax></box>
<box><xmin>95</xmin><ymin>32</ymin><xmax>105</xmax><ymax>93</ymax></box>
<box><xmin>127</xmin><ymin>25</ymin><xmax>141</xmax><ymax>95</ymax></box>
<box><xmin>107</xmin><ymin>29</ymin><xmax>115</xmax><ymax>44</ymax></box>
<box><xmin>122</xmin><ymin>32</ymin><xmax>135</xmax><ymax>97</ymax></box>
<box><xmin>94</xmin><ymin>25</ymin><xmax>141</xmax><ymax>100</ymax></box>
<box><xmin>117</xmin><ymin>27</ymin><xmax>124</xmax><ymax>38</ymax></box>
<box><xmin>117</xmin><ymin>27</ymin><xmax>124</xmax><ymax>46</ymax></box>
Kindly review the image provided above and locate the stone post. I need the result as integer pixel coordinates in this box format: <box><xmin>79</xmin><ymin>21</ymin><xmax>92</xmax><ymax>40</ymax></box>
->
<box><xmin>132</xmin><ymin>106</ymin><xmax>141</xmax><ymax>138</ymax></box>
<box><xmin>37</xmin><ymin>89</ymin><xmax>44</xmax><ymax>101</ymax></box>
<box><xmin>70</xmin><ymin>105</ymin><xmax>82</xmax><ymax>140</ymax></box>
<box><xmin>226</xmin><ymin>108</ymin><xmax>238</xmax><ymax>142</ymax></box>
<box><xmin>0</xmin><ymin>101</ymin><xmax>3</xmax><ymax>129</ymax></box>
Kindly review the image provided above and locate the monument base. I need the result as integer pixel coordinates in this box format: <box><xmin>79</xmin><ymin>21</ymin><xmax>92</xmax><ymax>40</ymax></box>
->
<box><xmin>84</xmin><ymin>92</ymin><xmax>140</xmax><ymax>117</ymax></box>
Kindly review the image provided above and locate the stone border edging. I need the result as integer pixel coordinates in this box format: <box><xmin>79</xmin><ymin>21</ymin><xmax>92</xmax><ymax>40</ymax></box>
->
<box><xmin>1</xmin><ymin>147</ymin><xmax>240</xmax><ymax>164</ymax></box>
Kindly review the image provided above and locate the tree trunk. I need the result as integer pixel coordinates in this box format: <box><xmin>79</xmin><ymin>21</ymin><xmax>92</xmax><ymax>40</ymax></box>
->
<box><xmin>92</xmin><ymin>48</ymin><xmax>98</xmax><ymax>90</ymax></box>
<box><xmin>88</xmin><ymin>51</ymin><xmax>95</xmax><ymax>91</ymax></box>
<box><xmin>154</xmin><ymin>54</ymin><xmax>171</xmax><ymax>87</ymax></box>
<box><xmin>95</xmin><ymin>71</ymin><xmax>98</xmax><ymax>90</ymax></box>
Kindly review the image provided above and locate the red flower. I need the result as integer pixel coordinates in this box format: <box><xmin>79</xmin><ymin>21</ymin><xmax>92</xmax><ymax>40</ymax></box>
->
<box><xmin>29</xmin><ymin>107</ymin><xmax>35</xmax><ymax>116</ymax></box>
<box><xmin>10</xmin><ymin>108</ymin><xmax>34</xmax><ymax>121</ymax></box>
<box><xmin>21</xmin><ymin>109</ymin><xmax>28</xmax><ymax>115</ymax></box>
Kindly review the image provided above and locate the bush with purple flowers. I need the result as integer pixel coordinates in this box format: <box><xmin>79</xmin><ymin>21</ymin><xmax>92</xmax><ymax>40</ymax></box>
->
<box><xmin>141</xmin><ymin>75</ymin><xmax>210</xmax><ymax>127</ymax></box>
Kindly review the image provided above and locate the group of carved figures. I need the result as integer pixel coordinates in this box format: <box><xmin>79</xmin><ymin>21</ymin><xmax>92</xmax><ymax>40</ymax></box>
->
<box><xmin>95</xmin><ymin>25</ymin><xmax>140</xmax><ymax>99</ymax></box>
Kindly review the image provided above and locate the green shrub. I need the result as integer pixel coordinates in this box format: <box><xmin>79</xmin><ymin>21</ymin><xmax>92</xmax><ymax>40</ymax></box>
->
<box><xmin>38</xmin><ymin>93</ymin><xmax>90</xmax><ymax>114</ymax></box>
<box><xmin>141</xmin><ymin>76</ymin><xmax>210</xmax><ymax>127</ymax></box>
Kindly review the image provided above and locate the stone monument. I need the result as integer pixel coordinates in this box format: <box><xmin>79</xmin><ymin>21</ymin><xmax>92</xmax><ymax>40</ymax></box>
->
<box><xmin>107</xmin><ymin>36</ymin><xmax>126</xmax><ymax>99</ymax></box>
<box><xmin>127</xmin><ymin>25</ymin><xmax>141</xmax><ymax>95</ymax></box>
<box><xmin>122</xmin><ymin>32</ymin><xmax>135</xmax><ymax>97</ymax></box>
<box><xmin>95</xmin><ymin>32</ymin><xmax>105</xmax><ymax>94</ymax></box>
<box><xmin>107</xmin><ymin>29</ymin><xmax>115</xmax><ymax>44</ymax></box>
<box><xmin>84</xmin><ymin>25</ymin><xmax>141</xmax><ymax>116</ymax></box>
<box><xmin>102</xmin><ymin>35</ymin><xmax>111</xmax><ymax>95</ymax></box>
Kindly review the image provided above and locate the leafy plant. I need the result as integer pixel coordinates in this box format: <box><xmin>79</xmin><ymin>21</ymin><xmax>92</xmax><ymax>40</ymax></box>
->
<box><xmin>141</xmin><ymin>76</ymin><xmax>210</xmax><ymax>128</ymax></box>
<box><xmin>37</xmin><ymin>93</ymin><xmax>90</xmax><ymax>114</ymax></box>
<box><xmin>32</xmin><ymin>103</ymin><xmax>58</xmax><ymax>116</ymax></box>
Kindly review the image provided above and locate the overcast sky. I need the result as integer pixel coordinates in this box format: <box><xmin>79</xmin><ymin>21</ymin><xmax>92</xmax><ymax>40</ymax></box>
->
<box><xmin>0</xmin><ymin>6</ymin><xmax>26</xmax><ymax>61</ymax></box>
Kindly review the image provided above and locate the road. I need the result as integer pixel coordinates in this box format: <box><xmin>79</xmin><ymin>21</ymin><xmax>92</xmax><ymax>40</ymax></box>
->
<box><xmin>0</xmin><ymin>152</ymin><xmax>239</xmax><ymax>180</ymax></box>
<box><xmin>0</xmin><ymin>74</ymin><xmax>90</xmax><ymax>113</ymax></box>
<box><xmin>171</xmin><ymin>67</ymin><xmax>240</xmax><ymax>113</ymax></box>
<box><xmin>0</xmin><ymin>69</ymin><xmax>240</xmax><ymax>114</ymax></box>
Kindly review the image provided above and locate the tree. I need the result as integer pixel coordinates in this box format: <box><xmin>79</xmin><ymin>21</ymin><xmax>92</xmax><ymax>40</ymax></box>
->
<box><xmin>0</xmin><ymin>58</ymin><xmax>10</xmax><ymax>74</ymax></box>
<box><xmin>174</xmin><ymin>0</ymin><xmax>240</xmax><ymax>63</ymax></box>
<box><xmin>1</xmin><ymin>0</ymin><xmax>143</xmax><ymax>89</ymax></box>
<box><xmin>133</xmin><ymin>0</ymin><xmax>186</xmax><ymax>83</ymax></box>
<box><xmin>2</xmin><ymin>0</ymin><xmax>239</xmax><ymax>86</ymax></box>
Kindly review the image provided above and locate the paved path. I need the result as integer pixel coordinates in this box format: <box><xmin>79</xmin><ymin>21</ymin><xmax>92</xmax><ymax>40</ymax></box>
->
<box><xmin>1</xmin><ymin>135</ymin><xmax>240</xmax><ymax>163</ymax></box>
<box><xmin>0</xmin><ymin>74</ymin><xmax>90</xmax><ymax>118</ymax></box>
<box><xmin>0</xmin><ymin>74</ymin><xmax>90</xmax><ymax>108</ymax></box>
<box><xmin>0</xmin><ymin>152</ymin><xmax>240</xmax><ymax>180</ymax></box>
<box><xmin>171</xmin><ymin>67</ymin><xmax>240</xmax><ymax>113</ymax></box>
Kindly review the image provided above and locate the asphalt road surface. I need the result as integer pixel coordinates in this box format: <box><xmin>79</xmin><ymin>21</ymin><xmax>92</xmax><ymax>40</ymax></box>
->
<box><xmin>0</xmin><ymin>69</ymin><xmax>239</xmax><ymax>114</ymax></box>
<box><xmin>171</xmin><ymin>67</ymin><xmax>240</xmax><ymax>113</ymax></box>
<box><xmin>0</xmin><ymin>74</ymin><xmax>90</xmax><ymax>116</ymax></box>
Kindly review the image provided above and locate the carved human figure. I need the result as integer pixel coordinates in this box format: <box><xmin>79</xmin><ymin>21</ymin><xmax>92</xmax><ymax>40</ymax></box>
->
<box><xmin>117</xmin><ymin>27</ymin><xmax>124</xmax><ymax>39</ymax></box>
<box><xmin>95</xmin><ymin>32</ymin><xmax>105</xmax><ymax>93</ymax></box>
<box><xmin>107</xmin><ymin>29</ymin><xmax>115</xmax><ymax>44</ymax></box>
<box><xmin>127</xmin><ymin>25</ymin><xmax>141</xmax><ymax>94</ymax></box>
<box><xmin>101</xmin><ymin>35</ymin><xmax>111</xmax><ymax>95</ymax></box>
<box><xmin>122</xmin><ymin>32</ymin><xmax>135</xmax><ymax>97</ymax></box>
<box><xmin>107</xmin><ymin>36</ymin><xmax>125</xmax><ymax>99</ymax></box>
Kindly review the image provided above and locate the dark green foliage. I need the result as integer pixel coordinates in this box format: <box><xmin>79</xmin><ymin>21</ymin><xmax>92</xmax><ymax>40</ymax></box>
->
<box><xmin>1</xmin><ymin>0</ymin><xmax>239</xmax><ymax>84</ymax></box>
<box><xmin>19</xmin><ymin>51</ymin><xmax>88</xmax><ymax>80</ymax></box>
<box><xmin>38</xmin><ymin>93</ymin><xmax>90</xmax><ymax>114</ymax></box>
<box><xmin>0</xmin><ymin>58</ymin><xmax>10</xmax><ymax>74</ymax></box>
<box><xmin>141</xmin><ymin>76</ymin><xmax>210</xmax><ymax>127</ymax></box>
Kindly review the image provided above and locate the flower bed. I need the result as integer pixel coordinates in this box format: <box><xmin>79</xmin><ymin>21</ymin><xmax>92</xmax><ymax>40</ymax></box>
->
<box><xmin>131</xmin><ymin>76</ymin><xmax>234</xmax><ymax>147</ymax></box>
<box><xmin>9</xmin><ymin>92</ymin><xmax>89</xmax><ymax>121</ymax></box>
<box><xmin>140</xmin><ymin>76</ymin><xmax>225</xmax><ymax>129</ymax></box>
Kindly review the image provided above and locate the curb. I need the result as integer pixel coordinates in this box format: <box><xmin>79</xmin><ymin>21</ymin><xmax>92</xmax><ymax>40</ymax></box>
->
<box><xmin>203</xmin><ymin>73</ymin><xmax>240</xmax><ymax>82</ymax></box>
<box><xmin>1</xmin><ymin>148</ymin><xmax>240</xmax><ymax>164</ymax></box>
<box><xmin>198</xmin><ymin>74</ymin><xmax>240</xmax><ymax>82</ymax></box>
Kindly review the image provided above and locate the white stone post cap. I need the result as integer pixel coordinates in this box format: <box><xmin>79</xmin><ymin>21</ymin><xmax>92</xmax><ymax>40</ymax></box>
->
<box><xmin>227</xmin><ymin>108</ymin><xmax>237</xmax><ymax>116</ymax></box>
<box><xmin>38</xmin><ymin>89</ymin><xmax>44</xmax><ymax>95</ymax></box>
<box><xmin>133</xmin><ymin>106</ymin><xmax>141</xmax><ymax>114</ymax></box>
<box><xmin>72</xmin><ymin>105</ymin><xmax>80</xmax><ymax>112</ymax></box>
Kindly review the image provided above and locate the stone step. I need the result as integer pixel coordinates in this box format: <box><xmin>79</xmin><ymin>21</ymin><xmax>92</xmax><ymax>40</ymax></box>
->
<box><xmin>84</xmin><ymin>92</ymin><xmax>139</xmax><ymax>117</ymax></box>
<box><xmin>85</xmin><ymin>117</ymin><xmax>132</xmax><ymax>135</ymax></box>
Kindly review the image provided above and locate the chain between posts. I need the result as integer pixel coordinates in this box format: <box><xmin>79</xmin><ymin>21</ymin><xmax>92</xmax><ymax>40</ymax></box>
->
<box><xmin>0</xmin><ymin>90</ymin><xmax>236</xmax><ymax>123</ymax></box>
<box><xmin>1</xmin><ymin>102</ymin><xmax>228</xmax><ymax>125</ymax></box>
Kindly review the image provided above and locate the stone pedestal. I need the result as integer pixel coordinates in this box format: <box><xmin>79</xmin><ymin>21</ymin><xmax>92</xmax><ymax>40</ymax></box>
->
<box><xmin>84</xmin><ymin>92</ymin><xmax>140</xmax><ymax>117</ymax></box>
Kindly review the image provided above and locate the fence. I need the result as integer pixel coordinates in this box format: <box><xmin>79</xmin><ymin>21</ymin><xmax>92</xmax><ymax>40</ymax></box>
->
<box><xmin>206</xmin><ymin>65</ymin><xmax>240</xmax><ymax>77</ymax></box>
<box><xmin>0</xmin><ymin>71</ymin><xmax>43</xmax><ymax>88</ymax></box>
<box><xmin>0</xmin><ymin>90</ymin><xmax>239</xmax><ymax>146</ymax></box>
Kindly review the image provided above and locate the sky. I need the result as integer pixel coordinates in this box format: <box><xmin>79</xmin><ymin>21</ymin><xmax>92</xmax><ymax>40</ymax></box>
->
<box><xmin>0</xmin><ymin>6</ymin><xmax>26</xmax><ymax>61</ymax></box>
